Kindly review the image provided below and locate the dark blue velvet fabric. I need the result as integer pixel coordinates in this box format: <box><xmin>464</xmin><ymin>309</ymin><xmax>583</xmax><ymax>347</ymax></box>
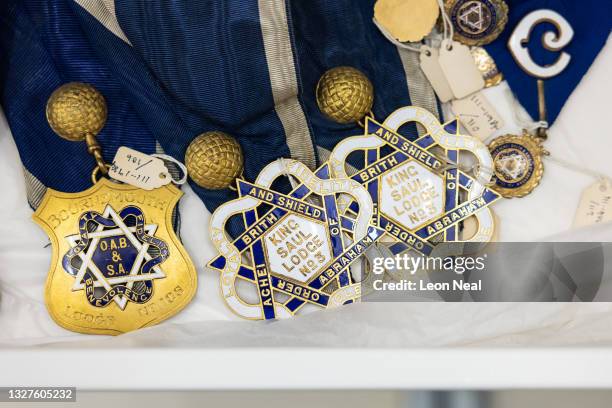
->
<box><xmin>484</xmin><ymin>0</ymin><xmax>611</xmax><ymax>124</ymax></box>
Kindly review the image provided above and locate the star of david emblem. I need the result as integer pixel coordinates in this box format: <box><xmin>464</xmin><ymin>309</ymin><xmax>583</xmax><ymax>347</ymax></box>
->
<box><xmin>63</xmin><ymin>205</ymin><xmax>167</xmax><ymax>310</ymax></box>
<box><xmin>328</xmin><ymin>106</ymin><xmax>501</xmax><ymax>258</ymax></box>
<box><xmin>453</xmin><ymin>0</ymin><xmax>497</xmax><ymax>38</ymax></box>
<box><xmin>460</xmin><ymin>2</ymin><xmax>485</xmax><ymax>31</ymax></box>
<box><xmin>208</xmin><ymin>159</ymin><xmax>383</xmax><ymax>320</ymax></box>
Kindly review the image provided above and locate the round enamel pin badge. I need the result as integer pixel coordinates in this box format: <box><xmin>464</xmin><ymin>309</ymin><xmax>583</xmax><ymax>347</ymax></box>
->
<box><xmin>488</xmin><ymin>133</ymin><xmax>547</xmax><ymax>198</ymax></box>
<box><xmin>446</xmin><ymin>0</ymin><xmax>508</xmax><ymax>46</ymax></box>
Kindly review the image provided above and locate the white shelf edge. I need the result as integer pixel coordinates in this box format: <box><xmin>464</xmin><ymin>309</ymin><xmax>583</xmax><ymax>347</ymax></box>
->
<box><xmin>1</xmin><ymin>348</ymin><xmax>611</xmax><ymax>390</ymax></box>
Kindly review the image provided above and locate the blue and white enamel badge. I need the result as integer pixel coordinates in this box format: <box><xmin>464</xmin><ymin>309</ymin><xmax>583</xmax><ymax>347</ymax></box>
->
<box><xmin>33</xmin><ymin>179</ymin><xmax>197</xmax><ymax>335</ymax></box>
<box><xmin>63</xmin><ymin>204</ymin><xmax>168</xmax><ymax>310</ymax></box>
<box><xmin>328</xmin><ymin>106</ymin><xmax>501</xmax><ymax>258</ymax></box>
<box><xmin>208</xmin><ymin>159</ymin><xmax>384</xmax><ymax>320</ymax></box>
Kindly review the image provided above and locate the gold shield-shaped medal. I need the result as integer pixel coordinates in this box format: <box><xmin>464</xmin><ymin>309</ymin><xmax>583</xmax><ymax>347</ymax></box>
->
<box><xmin>33</xmin><ymin>179</ymin><xmax>197</xmax><ymax>335</ymax></box>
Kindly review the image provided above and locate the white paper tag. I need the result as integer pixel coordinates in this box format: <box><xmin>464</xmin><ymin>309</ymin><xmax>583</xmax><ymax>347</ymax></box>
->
<box><xmin>573</xmin><ymin>179</ymin><xmax>612</xmax><ymax>228</ymax></box>
<box><xmin>438</xmin><ymin>40</ymin><xmax>485</xmax><ymax>99</ymax></box>
<box><xmin>420</xmin><ymin>46</ymin><xmax>454</xmax><ymax>103</ymax></box>
<box><xmin>109</xmin><ymin>147</ymin><xmax>171</xmax><ymax>190</ymax></box>
<box><xmin>451</xmin><ymin>92</ymin><xmax>505</xmax><ymax>140</ymax></box>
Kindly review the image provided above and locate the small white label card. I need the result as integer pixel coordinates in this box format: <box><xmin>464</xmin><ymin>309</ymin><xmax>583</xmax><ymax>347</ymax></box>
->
<box><xmin>420</xmin><ymin>45</ymin><xmax>454</xmax><ymax>103</ymax></box>
<box><xmin>451</xmin><ymin>92</ymin><xmax>504</xmax><ymax>140</ymax></box>
<box><xmin>439</xmin><ymin>39</ymin><xmax>485</xmax><ymax>99</ymax></box>
<box><xmin>109</xmin><ymin>147</ymin><xmax>171</xmax><ymax>190</ymax></box>
<box><xmin>573</xmin><ymin>179</ymin><xmax>612</xmax><ymax>228</ymax></box>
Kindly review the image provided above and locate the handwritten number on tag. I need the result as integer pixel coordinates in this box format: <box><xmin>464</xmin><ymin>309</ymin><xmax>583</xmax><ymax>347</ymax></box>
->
<box><xmin>109</xmin><ymin>147</ymin><xmax>170</xmax><ymax>190</ymax></box>
<box><xmin>573</xmin><ymin>180</ymin><xmax>612</xmax><ymax>228</ymax></box>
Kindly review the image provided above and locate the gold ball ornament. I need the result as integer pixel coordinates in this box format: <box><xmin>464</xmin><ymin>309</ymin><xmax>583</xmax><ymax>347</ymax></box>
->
<box><xmin>46</xmin><ymin>82</ymin><xmax>107</xmax><ymax>141</ymax></box>
<box><xmin>316</xmin><ymin>66</ymin><xmax>374</xmax><ymax>124</ymax></box>
<box><xmin>185</xmin><ymin>131</ymin><xmax>244</xmax><ymax>190</ymax></box>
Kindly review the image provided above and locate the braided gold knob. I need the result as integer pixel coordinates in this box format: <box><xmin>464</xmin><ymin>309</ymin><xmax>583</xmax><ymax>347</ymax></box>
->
<box><xmin>316</xmin><ymin>66</ymin><xmax>374</xmax><ymax>124</ymax></box>
<box><xmin>46</xmin><ymin>82</ymin><xmax>107</xmax><ymax>141</ymax></box>
<box><xmin>185</xmin><ymin>131</ymin><xmax>243</xmax><ymax>190</ymax></box>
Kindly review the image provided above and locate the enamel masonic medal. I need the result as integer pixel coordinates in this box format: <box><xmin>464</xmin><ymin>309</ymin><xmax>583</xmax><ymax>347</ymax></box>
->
<box><xmin>488</xmin><ymin>132</ymin><xmax>547</xmax><ymax>198</ymax></box>
<box><xmin>489</xmin><ymin>10</ymin><xmax>574</xmax><ymax>198</ymax></box>
<box><xmin>445</xmin><ymin>0</ymin><xmax>509</xmax><ymax>46</ymax></box>
<box><xmin>330</xmin><ymin>108</ymin><xmax>500</xmax><ymax>251</ymax></box>
<box><xmin>34</xmin><ymin>83</ymin><xmax>197</xmax><ymax>335</ymax></box>
<box><xmin>317</xmin><ymin>68</ymin><xmax>501</xmax><ymax>260</ymax></box>
<box><xmin>207</xmin><ymin>159</ymin><xmax>384</xmax><ymax>320</ymax></box>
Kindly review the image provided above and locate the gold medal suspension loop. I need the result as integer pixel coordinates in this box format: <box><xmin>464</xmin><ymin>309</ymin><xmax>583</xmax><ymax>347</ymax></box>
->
<box><xmin>86</xmin><ymin>133</ymin><xmax>108</xmax><ymax>175</ymax></box>
<box><xmin>357</xmin><ymin>110</ymin><xmax>376</xmax><ymax>129</ymax></box>
<box><xmin>45</xmin><ymin>82</ymin><xmax>109</xmax><ymax>184</ymax></box>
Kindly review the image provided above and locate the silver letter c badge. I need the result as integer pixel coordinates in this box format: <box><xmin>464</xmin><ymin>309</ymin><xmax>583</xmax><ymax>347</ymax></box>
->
<box><xmin>508</xmin><ymin>9</ymin><xmax>574</xmax><ymax>79</ymax></box>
